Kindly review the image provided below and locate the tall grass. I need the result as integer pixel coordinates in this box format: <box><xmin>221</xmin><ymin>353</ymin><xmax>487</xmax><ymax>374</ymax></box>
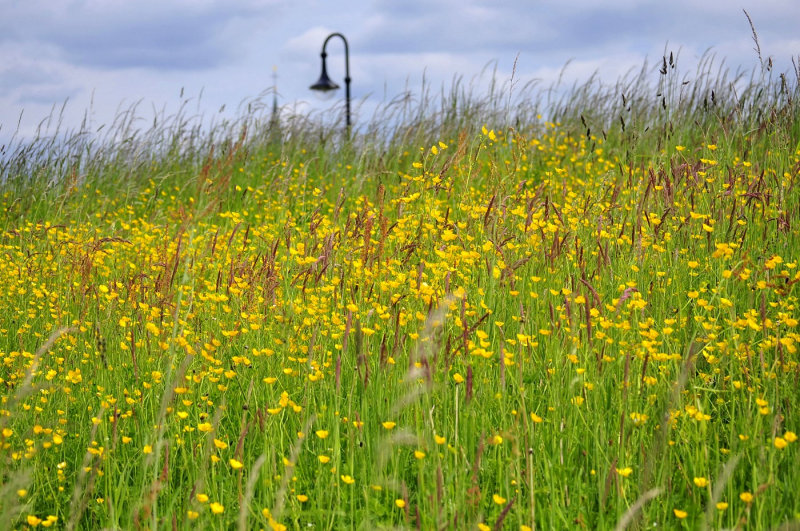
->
<box><xmin>0</xmin><ymin>49</ymin><xmax>799</xmax><ymax>529</ymax></box>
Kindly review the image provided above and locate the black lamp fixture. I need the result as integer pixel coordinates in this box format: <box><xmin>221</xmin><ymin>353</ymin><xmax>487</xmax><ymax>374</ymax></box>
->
<box><xmin>310</xmin><ymin>32</ymin><xmax>351</xmax><ymax>128</ymax></box>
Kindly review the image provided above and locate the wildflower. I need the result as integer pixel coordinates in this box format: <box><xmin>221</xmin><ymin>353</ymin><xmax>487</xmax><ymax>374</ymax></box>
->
<box><xmin>197</xmin><ymin>493</ymin><xmax>209</xmax><ymax>503</ymax></box>
<box><xmin>315</xmin><ymin>430</ymin><xmax>329</xmax><ymax>439</ymax></box>
<box><xmin>452</xmin><ymin>373</ymin><xmax>464</xmax><ymax>383</ymax></box>
<box><xmin>395</xmin><ymin>499</ymin><xmax>406</xmax><ymax>508</ymax></box>
<box><xmin>210</xmin><ymin>502</ymin><xmax>224</xmax><ymax>514</ymax></box>
<box><xmin>616</xmin><ymin>467</ymin><xmax>633</xmax><ymax>477</ymax></box>
<box><xmin>143</xmin><ymin>445</ymin><xmax>152</xmax><ymax>454</ymax></box>
<box><xmin>297</xmin><ymin>494</ymin><xmax>308</xmax><ymax>502</ymax></box>
<box><xmin>382</xmin><ymin>421</ymin><xmax>396</xmax><ymax>430</ymax></box>
<box><xmin>493</xmin><ymin>494</ymin><xmax>507</xmax><ymax>505</ymax></box>
<box><xmin>229</xmin><ymin>458</ymin><xmax>244</xmax><ymax>470</ymax></box>
<box><xmin>434</xmin><ymin>434</ymin><xmax>446</xmax><ymax>445</ymax></box>
<box><xmin>716</xmin><ymin>502</ymin><xmax>728</xmax><ymax>510</ymax></box>
<box><xmin>630</xmin><ymin>412</ymin><xmax>648</xmax><ymax>426</ymax></box>
<box><xmin>784</xmin><ymin>431</ymin><xmax>797</xmax><ymax>443</ymax></box>
<box><xmin>27</xmin><ymin>515</ymin><xmax>42</xmax><ymax>527</ymax></box>
<box><xmin>318</xmin><ymin>455</ymin><xmax>331</xmax><ymax>464</ymax></box>
<box><xmin>340</xmin><ymin>475</ymin><xmax>355</xmax><ymax>484</ymax></box>
<box><xmin>213</xmin><ymin>439</ymin><xmax>228</xmax><ymax>449</ymax></box>
<box><xmin>673</xmin><ymin>509</ymin><xmax>687</xmax><ymax>519</ymax></box>
<box><xmin>198</xmin><ymin>422</ymin><xmax>213</xmax><ymax>433</ymax></box>
<box><xmin>693</xmin><ymin>477</ymin><xmax>708</xmax><ymax>488</ymax></box>
<box><xmin>739</xmin><ymin>492</ymin><xmax>753</xmax><ymax>503</ymax></box>
<box><xmin>774</xmin><ymin>437</ymin><xmax>788</xmax><ymax>449</ymax></box>
<box><xmin>414</xmin><ymin>450</ymin><xmax>426</xmax><ymax>459</ymax></box>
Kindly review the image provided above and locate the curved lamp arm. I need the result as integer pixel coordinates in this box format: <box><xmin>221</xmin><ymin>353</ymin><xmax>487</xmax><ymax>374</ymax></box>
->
<box><xmin>310</xmin><ymin>32</ymin><xmax>351</xmax><ymax>128</ymax></box>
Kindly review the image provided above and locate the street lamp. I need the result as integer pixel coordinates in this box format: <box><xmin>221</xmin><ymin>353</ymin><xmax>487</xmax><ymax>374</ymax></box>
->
<box><xmin>310</xmin><ymin>32</ymin><xmax>351</xmax><ymax>128</ymax></box>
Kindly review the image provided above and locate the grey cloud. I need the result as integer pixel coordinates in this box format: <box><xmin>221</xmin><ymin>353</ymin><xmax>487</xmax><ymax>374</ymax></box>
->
<box><xmin>0</xmin><ymin>1</ymin><xmax>282</xmax><ymax>71</ymax></box>
<box><xmin>356</xmin><ymin>0</ymin><xmax>799</xmax><ymax>65</ymax></box>
<box><xmin>0</xmin><ymin>63</ymin><xmax>57</xmax><ymax>93</ymax></box>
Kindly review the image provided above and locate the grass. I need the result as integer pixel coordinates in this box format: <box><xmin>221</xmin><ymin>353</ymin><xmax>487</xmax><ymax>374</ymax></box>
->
<box><xmin>1</xmin><ymin>49</ymin><xmax>800</xmax><ymax>530</ymax></box>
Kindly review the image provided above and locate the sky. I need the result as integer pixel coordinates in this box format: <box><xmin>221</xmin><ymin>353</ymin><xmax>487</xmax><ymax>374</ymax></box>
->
<box><xmin>1</xmin><ymin>0</ymin><xmax>799</xmax><ymax>146</ymax></box>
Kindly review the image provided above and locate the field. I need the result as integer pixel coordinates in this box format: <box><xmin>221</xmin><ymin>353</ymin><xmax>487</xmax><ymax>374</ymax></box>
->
<box><xmin>1</xmin><ymin>55</ymin><xmax>800</xmax><ymax>529</ymax></box>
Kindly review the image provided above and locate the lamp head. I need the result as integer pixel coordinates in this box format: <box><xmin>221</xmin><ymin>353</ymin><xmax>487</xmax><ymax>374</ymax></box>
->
<box><xmin>310</xmin><ymin>53</ymin><xmax>340</xmax><ymax>92</ymax></box>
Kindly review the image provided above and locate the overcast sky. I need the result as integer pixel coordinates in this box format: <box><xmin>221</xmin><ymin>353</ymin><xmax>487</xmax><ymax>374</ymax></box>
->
<box><xmin>1</xmin><ymin>0</ymin><xmax>799</xmax><ymax>145</ymax></box>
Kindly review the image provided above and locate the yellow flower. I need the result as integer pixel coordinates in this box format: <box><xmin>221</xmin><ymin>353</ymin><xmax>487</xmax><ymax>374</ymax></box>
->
<box><xmin>315</xmin><ymin>430</ymin><xmax>329</xmax><ymax>439</ymax></box>
<box><xmin>739</xmin><ymin>492</ymin><xmax>754</xmax><ymax>503</ymax></box>
<box><xmin>229</xmin><ymin>458</ymin><xmax>244</xmax><ymax>470</ymax></box>
<box><xmin>716</xmin><ymin>502</ymin><xmax>728</xmax><ymax>510</ymax></box>
<box><xmin>210</xmin><ymin>502</ymin><xmax>224</xmax><ymax>514</ymax></box>
<box><xmin>530</xmin><ymin>412</ymin><xmax>543</xmax><ymax>423</ymax></box>
<box><xmin>693</xmin><ymin>477</ymin><xmax>708</xmax><ymax>488</ymax></box>
<box><xmin>297</xmin><ymin>494</ymin><xmax>308</xmax><ymax>502</ymax></box>
<box><xmin>616</xmin><ymin>467</ymin><xmax>633</xmax><ymax>477</ymax></box>
<box><xmin>774</xmin><ymin>437</ymin><xmax>788</xmax><ymax>449</ymax></box>
<box><xmin>340</xmin><ymin>475</ymin><xmax>355</xmax><ymax>485</ymax></box>
<box><xmin>673</xmin><ymin>509</ymin><xmax>687</xmax><ymax>519</ymax></box>
<box><xmin>187</xmin><ymin>510</ymin><xmax>199</xmax><ymax>520</ymax></box>
<box><xmin>318</xmin><ymin>455</ymin><xmax>331</xmax><ymax>464</ymax></box>
<box><xmin>27</xmin><ymin>515</ymin><xmax>42</xmax><ymax>527</ymax></box>
<box><xmin>434</xmin><ymin>434</ymin><xmax>446</xmax><ymax>445</ymax></box>
<box><xmin>493</xmin><ymin>494</ymin><xmax>507</xmax><ymax>505</ymax></box>
<box><xmin>784</xmin><ymin>431</ymin><xmax>797</xmax><ymax>443</ymax></box>
<box><xmin>452</xmin><ymin>373</ymin><xmax>464</xmax><ymax>384</ymax></box>
<box><xmin>213</xmin><ymin>438</ymin><xmax>228</xmax><ymax>449</ymax></box>
<box><xmin>197</xmin><ymin>493</ymin><xmax>209</xmax><ymax>503</ymax></box>
<box><xmin>143</xmin><ymin>445</ymin><xmax>152</xmax><ymax>454</ymax></box>
<box><xmin>382</xmin><ymin>421</ymin><xmax>396</xmax><ymax>430</ymax></box>
<box><xmin>414</xmin><ymin>450</ymin><xmax>426</xmax><ymax>459</ymax></box>
<box><xmin>198</xmin><ymin>422</ymin><xmax>213</xmax><ymax>433</ymax></box>
<box><xmin>395</xmin><ymin>499</ymin><xmax>406</xmax><ymax>508</ymax></box>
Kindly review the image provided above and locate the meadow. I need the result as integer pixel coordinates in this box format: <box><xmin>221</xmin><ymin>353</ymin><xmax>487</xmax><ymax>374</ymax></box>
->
<box><xmin>1</xmin><ymin>52</ymin><xmax>799</xmax><ymax>530</ymax></box>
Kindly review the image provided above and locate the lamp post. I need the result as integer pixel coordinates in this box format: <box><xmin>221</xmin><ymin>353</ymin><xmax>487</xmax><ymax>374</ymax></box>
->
<box><xmin>310</xmin><ymin>32</ymin><xmax>351</xmax><ymax>128</ymax></box>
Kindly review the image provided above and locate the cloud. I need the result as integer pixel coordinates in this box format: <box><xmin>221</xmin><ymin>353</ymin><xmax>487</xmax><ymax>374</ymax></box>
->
<box><xmin>1</xmin><ymin>0</ymin><xmax>798</xmax><ymax>145</ymax></box>
<box><xmin>0</xmin><ymin>0</ymin><xmax>281</xmax><ymax>71</ymax></box>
